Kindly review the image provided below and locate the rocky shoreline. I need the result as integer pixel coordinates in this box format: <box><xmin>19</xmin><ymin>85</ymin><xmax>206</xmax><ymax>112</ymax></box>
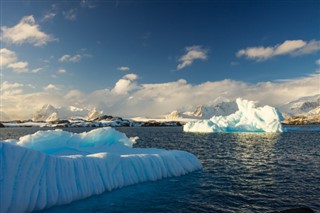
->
<box><xmin>282</xmin><ymin>116</ymin><xmax>320</xmax><ymax>125</ymax></box>
<box><xmin>0</xmin><ymin>115</ymin><xmax>182</xmax><ymax>128</ymax></box>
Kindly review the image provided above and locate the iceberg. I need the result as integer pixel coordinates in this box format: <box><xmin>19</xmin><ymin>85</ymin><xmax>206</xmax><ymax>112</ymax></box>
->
<box><xmin>0</xmin><ymin>128</ymin><xmax>201</xmax><ymax>213</ymax></box>
<box><xmin>184</xmin><ymin>98</ymin><xmax>283</xmax><ymax>133</ymax></box>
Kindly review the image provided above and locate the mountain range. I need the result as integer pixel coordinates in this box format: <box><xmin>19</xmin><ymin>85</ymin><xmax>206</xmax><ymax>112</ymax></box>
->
<box><xmin>32</xmin><ymin>104</ymin><xmax>102</xmax><ymax>122</ymax></box>
<box><xmin>165</xmin><ymin>94</ymin><xmax>320</xmax><ymax>124</ymax></box>
<box><xmin>2</xmin><ymin>94</ymin><xmax>319</xmax><ymax>125</ymax></box>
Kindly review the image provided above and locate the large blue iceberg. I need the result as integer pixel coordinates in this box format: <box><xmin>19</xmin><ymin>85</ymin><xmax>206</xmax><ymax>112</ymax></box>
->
<box><xmin>1</xmin><ymin>128</ymin><xmax>201</xmax><ymax>213</ymax></box>
<box><xmin>184</xmin><ymin>98</ymin><xmax>283</xmax><ymax>133</ymax></box>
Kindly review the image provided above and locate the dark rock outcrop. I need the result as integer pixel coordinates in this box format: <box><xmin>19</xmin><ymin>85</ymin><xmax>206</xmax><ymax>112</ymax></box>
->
<box><xmin>95</xmin><ymin>115</ymin><xmax>114</xmax><ymax>121</ymax></box>
<box><xmin>0</xmin><ymin>123</ymin><xmax>4</xmax><ymax>128</ymax></box>
<box><xmin>49</xmin><ymin>120</ymin><xmax>70</xmax><ymax>124</ymax></box>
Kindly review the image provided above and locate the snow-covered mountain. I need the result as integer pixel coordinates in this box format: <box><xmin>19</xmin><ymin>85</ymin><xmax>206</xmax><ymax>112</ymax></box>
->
<box><xmin>32</xmin><ymin>104</ymin><xmax>102</xmax><ymax>122</ymax></box>
<box><xmin>166</xmin><ymin>100</ymin><xmax>238</xmax><ymax>120</ymax></box>
<box><xmin>192</xmin><ymin>101</ymin><xmax>238</xmax><ymax>118</ymax></box>
<box><xmin>280</xmin><ymin>94</ymin><xmax>320</xmax><ymax>124</ymax></box>
<box><xmin>280</xmin><ymin>94</ymin><xmax>320</xmax><ymax>116</ymax></box>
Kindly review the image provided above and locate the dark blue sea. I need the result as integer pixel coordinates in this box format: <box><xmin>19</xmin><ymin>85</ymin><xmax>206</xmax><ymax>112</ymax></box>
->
<box><xmin>1</xmin><ymin>126</ymin><xmax>320</xmax><ymax>212</ymax></box>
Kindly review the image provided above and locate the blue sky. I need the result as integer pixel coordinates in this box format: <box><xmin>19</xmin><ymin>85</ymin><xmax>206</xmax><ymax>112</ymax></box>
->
<box><xmin>1</xmin><ymin>0</ymin><xmax>320</xmax><ymax>119</ymax></box>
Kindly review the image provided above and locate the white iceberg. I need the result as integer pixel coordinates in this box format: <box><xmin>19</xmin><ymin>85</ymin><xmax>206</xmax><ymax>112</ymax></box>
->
<box><xmin>0</xmin><ymin>128</ymin><xmax>201</xmax><ymax>213</ymax></box>
<box><xmin>184</xmin><ymin>98</ymin><xmax>283</xmax><ymax>133</ymax></box>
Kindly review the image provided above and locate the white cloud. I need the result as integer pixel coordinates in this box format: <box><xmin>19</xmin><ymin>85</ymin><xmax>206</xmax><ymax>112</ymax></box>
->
<box><xmin>41</xmin><ymin>12</ymin><xmax>56</xmax><ymax>22</ymax></box>
<box><xmin>43</xmin><ymin>84</ymin><xmax>60</xmax><ymax>91</ymax></box>
<box><xmin>2</xmin><ymin>72</ymin><xmax>319</xmax><ymax>119</ymax></box>
<box><xmin>177</xmin><ymin>45</ymin><xmax>208</xmax><ymax>70</ymax></box>
<box><xmin>57</xmin><ymin>68</ymin><xmax>66</xmax><ymax>73</ymax></box>
<box><xmin>316</xmin><ymin>59</ymin><xmax>320</xmax><ymax>65</ymax></box>
<box><xmin>1</xmin><ymin>81</ymin><xmax>24</xmax><ymax>96</ymax></box>
<box><xmin>27</xmin><ymin>84</ymin><xmax>36</xmax><ymax>89</ymax></box>
<box><xmin>1</xmin><ymin>48</ymin><xmax>30</xmax><ymax>73</ymax></box>
<box><xmin>237</xmin><ymin>39</ymin><xmax>320</xmax><ymax>61</ymax></box>
<box><xmin>112</xmin><ymin>73</ymin><xmax>139</xmax><ymax>94</ymax></box>
<box><xmin>273</xmin><ymin>40</ymin><xmax>306</xmax><ymax>55</ymax></box>
<box><xmin>0</xmin><ymin>15</ymin><xmax>54</xmax><ymax>46</ymax></box>
<box><xmin>63</xmin><ymin>9</ymin><xmax>78</xmax><ymax>21</ymax></box>
<box><xmin>237</xmin><ymin>47</ymin><xmax>273</xmax><ymax>60</ymax></box>
<box><xmin>8</xmin><ymin>61</ymin><xmax>28</xmax><ymax>73</ymax></box>
<box><xmin>59</xmin><ymin>54</ymin><xmax>82</xmax><ymax>63</ymax></box>
<box><xmin>1</xmin><ymin>81</ymin><xmax>23</xmax><ymax>90</ymax></box>
<box><xmin>293</xmin><ymin>40</ymin><xmax>320</xmax><ymax>56</ymax></box>
<box><xmin>117</xmin><ymin>66</ymin><xmax>130</xmax><ymax>71</ymax></box>
<box><xmin>0</xmin><ymin>48</ymin><xmax>17</xmax><ymax>67</ymax></box>
<box><xmin>80</xmin><ymin>0</ymin><xmax>96</xmax><ymax>8</ymax></box>
<box><xmin>31</xmin><ymin>67</ymin><xmax>43</xmax><ymax>73</ymax></box>
<box><xmin>123</xmin><ymin>73</ymin><xmax>138</xmax><ymax>80</ymax></box>
<box><xmin>64</xmin><ymin>89</ymin><xmax>85</xmax><ymax>100</ymax></box>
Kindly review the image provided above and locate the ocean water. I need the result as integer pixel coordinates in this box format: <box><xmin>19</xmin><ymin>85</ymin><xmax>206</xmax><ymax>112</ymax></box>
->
<box><xmin>1</xmin><ymin>127</ymin><xmax>320</xmax><ymax>212</ymax></box>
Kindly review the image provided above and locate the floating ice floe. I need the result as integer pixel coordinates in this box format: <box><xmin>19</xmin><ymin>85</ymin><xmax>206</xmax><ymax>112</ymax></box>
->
<box><xmin>0</xmin><ymin>127</ymin><xmax>201</xmax><ymax>213</ymax></box>
<box><xmin>183</xmin><ymin>98</ymin><xmax>284</xmax><ymax>133</ymax></box>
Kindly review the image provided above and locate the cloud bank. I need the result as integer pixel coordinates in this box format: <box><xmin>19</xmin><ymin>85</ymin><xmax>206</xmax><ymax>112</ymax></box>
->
<box><xmin>1</xmin><ymin>72</ymin><xmax>319</xmax><ymax>120</ymax></box>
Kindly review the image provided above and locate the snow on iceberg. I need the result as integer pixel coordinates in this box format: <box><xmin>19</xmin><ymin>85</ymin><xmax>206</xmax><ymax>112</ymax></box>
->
<box><xmin>184</xmin><ymin>98</ymin><xmax>283</xmax><ymax>133</ymax></box>
<box><xmin>1</xmin><ymin>128</ymin><xmax>201</xmax><ymax>213</ymax></box>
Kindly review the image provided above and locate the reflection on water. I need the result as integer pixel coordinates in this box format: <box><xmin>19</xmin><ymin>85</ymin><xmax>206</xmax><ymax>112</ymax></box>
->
<box><xmin>231</xmin><ymin>133</ymin><xmax>279</xmax><ymax>191</ymax></box>
<box><xmin>1</xmin><ymin>127</ymin><xmax>320</xmax><ymax>212</ymax></box>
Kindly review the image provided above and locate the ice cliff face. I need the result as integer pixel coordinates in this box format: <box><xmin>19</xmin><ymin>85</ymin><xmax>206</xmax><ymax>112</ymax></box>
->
<box><xmin>184</xmin><ymin>98</ymin><xmax>283</xmax><ymax>133</ymax></box>
<box><xmin>0</xmin><ymin>128</ymin><xmax>202</xmax><ymax>213</ymax></box>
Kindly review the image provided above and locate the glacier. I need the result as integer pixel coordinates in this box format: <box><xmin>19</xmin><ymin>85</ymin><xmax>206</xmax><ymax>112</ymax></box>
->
<box><xmin>0</xmin><ymin>128</ymin><xmax>202</xmax><ymax>213</ymax></box>
<box><xmin>184</xmin><ymin>98</ymin><xmax>283</xmax><ymax>133</ymax></box>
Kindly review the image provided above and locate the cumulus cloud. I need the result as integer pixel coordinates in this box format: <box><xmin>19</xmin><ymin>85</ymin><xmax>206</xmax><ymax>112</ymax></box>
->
<box><xmin>123</xmin><ymin>73</ymin><xmax>138</xmax><ymax>80</ymax></box>
<box><xmin>2</xmin><ymin>72</ymin><xmax>319</xmax><ymax>119</ymax></box>
<box><xmin>112</xmin><ymin>73</ymin><xmax>140</xmax><ymax>94</ymax></box>
<box><xmin>59</xmin><ymin>54</ymin><xmax>82</xmax><ymax>63</ymax></box>
<box><xmin>31</xmin><ymin>67</ymin><xmax>43</xmax><ymax>73</ymax></box>
<box><xmin>237</xmin><ymin>39</ymin><xmax>320</xmax><ymax>61</ymax></box>
<box><xmin>1</xmin><ymin>81</ymin><xmax>24</xmax><ymax>96</ymax></box>
<box><xmin>57</xmin><ymin>68</ymin><xmax>66</xmax><ymax>73</ymax></box>
<box><xmin>43</xmin><ymin>84</ymin><xmax>60</xmax><ymax>91</ymax></box>
<box><xmin>177</xmin><ymin>45</ymin><xmax>208</xmax><ymax>70</ymax></box>
<box><xmin>2</xmin><ymin>81</ymin><xmax>23</xmax><ymax>90</ymax></box>
<box><xmin>117</xmin><ymin>66</ymin><xmax>130</xmax><ymax>71</ymax></box>
<box><xmin>1</xmin><ymin>48</ymin><xmax>29</xmax><ymax>73</ymax></box>
<box><xmin>63</xmin><ymin>9</ymin><xmax>78</xmax><ymax>21</ymax></box>
<box><xmin>0</xmin><ymin>48</ymin><xmax>17</xmax><ymax>67</ymax></box>
<box><xmin>0</xmin><ymin>15</ymin><xmax>54</xmax><ymax>46</ymax></box>
<box><xmin>7</xmin><ymin>61</ymin><xmax>28</xmax><ymax>73</ymax></box>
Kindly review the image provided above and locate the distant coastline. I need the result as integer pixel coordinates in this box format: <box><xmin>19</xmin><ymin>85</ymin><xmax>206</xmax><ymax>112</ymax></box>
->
<box><xmin>1</xmin><ymin>115</ymin><xmax>319</xmax><ymax>128</ymax></box>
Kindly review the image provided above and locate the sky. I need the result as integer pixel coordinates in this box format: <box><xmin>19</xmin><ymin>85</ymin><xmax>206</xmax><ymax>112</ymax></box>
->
<box><xmin>0</xmin><ymin>0</ymin><xmax>320</xmax><ymax>120</ymax></box>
